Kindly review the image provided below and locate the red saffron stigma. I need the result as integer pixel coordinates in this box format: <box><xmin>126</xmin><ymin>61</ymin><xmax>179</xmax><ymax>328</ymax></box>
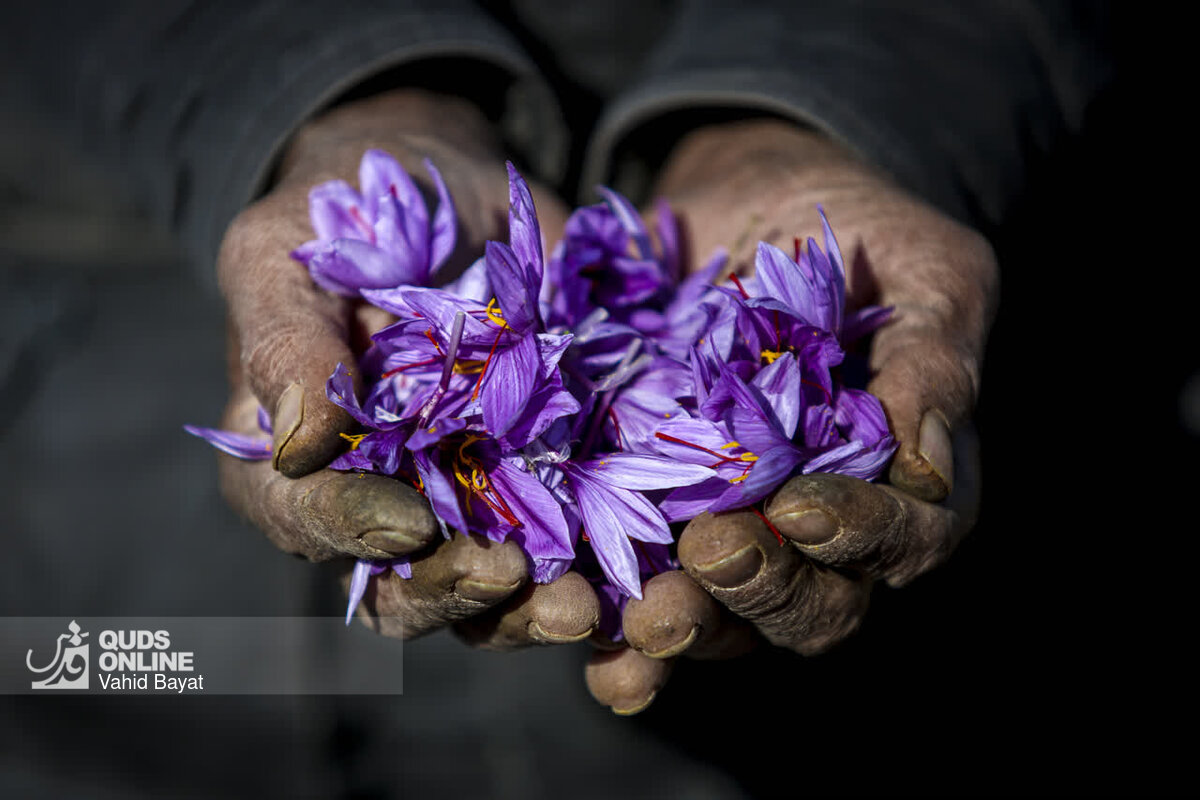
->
<box><xmin>472</xmin><ymin>324</ymin><xmax>507</xmax><ymax>401</ymax></box>
<box><xmin>349</xmin><ymin>206</ymin><xmax>375</xmax><ymax>243</ymax></box>
<box><xmin>633</xmin><ymin>539</ymin><xmax>656</xmax><ymax>569</ymax></box>
<box><xmin>486</xmin><ymin>487</ymin><xmax>521</xmax><ymax>527</ymax></box>
<box><xmin>654</xmin><ymin>432</ymin><xmax>746</xmax><ymax>467</ymax></box>
<box><xmin>793</xmin><ymin>236</ymin><xmax>802</xmax><ymax>263</ymax></box>
<box><xmin>382</xmin><ymin>356</ymin><xmax>441</xmax><ymax>378</ymax></box>
<box><xmin>728</xmin><ymin>273</ymin><xmax>751</xmax><ymax>300</ymax></box>
<box><xmin>800</xmin><ymin>378</ymin><xmax>834</xmax><ymax>405</ymax></box>
<box><xmin>749</xmin><ymin>507</ymin><xmax>785</xmax><ymax>546</ymax></box>
<box><xmin>608</xmin><ymin>406</ymin><xmax>624</xmax><ymax>451</ymax></box>
<box><xmin>423</xmin><ymin>328</ymin><xmax>443</xmax><ymax>355</ymax></box>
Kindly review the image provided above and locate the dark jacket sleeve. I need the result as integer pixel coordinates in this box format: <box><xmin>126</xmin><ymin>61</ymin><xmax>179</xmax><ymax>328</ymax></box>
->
<box><xmin>12</xmin><ymin>1</ymin><xmax>564</xmax><ymax>273</ymax></box>
<box><xmin>583</xmin><ymin>0</ymin><xmax>1113</xmax><ymax>227</ymax></box>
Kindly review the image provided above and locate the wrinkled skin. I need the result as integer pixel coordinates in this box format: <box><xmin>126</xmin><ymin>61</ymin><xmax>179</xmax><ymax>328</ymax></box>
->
<box><xmin>215</xmin><ymin>89</ymin><xmax>600</xmax><ymax>648</ymax></box>
<box><xmin>588</xmin><ymin>120</ymin><xmax>995</xmax><ymax>713</ymax></box>
<box><xmin>213</xmin><ymin>92</ymin><xmax>996</xmax><ymax>709</ymax></box>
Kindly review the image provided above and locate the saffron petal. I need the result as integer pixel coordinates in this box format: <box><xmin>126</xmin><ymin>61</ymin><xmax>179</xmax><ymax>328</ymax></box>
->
<box><xmin>425</xmin><ymin>158</ymin><xmax>457</xmax><ymax>274</ymax></box>
<box><xmin>579</xmin><ymin>454</ymin><xmax>716</xmax><ymax>491</ymax></box>
<box><xmin>413</xmin><ymin>449</ymin><xmax>467</xmax><ymax>537</ymax></box>
<box><xmin>491</xmin><ymin>460</ymin><xmax>574</xmax><ymax>561</ymax></box>
<box><xmin>596</xmin><ymin>185</ymin><xmax>653</xmax><ymax>260</ymax></box>
<box><xmin>479</xmin><ymin>331</ymin><xmax>539</xmax><ymax>439</ymax></box>
<box><xmin>345</xmin><ymin>559</ymin><xmax>373</xmax><ymax>625</ymax></box>
<box><xmin>485</xmin><ymin>240</ymin><xmax>539</xmax><ymax>333</ymax></box>
<box><xmin>309</xmin><ymin>238</ymin><xmax>419</xmax><ymax>294</ymax></box>
<box><xmin>569</xmin><ymin>472</ymin><xmax>643</xmax><ymax>599</ymax></box>
<box><xmin>505</xmin><ymin>162</ymin><xmax>544</xmax><ymax>291</ymax></box>
<box><xmin>183</xmin><ymin>425</ymin><xmax>272</xmax><ymax>460</ymax></box>
<box><xmin>308</xmin><ymin>180</ymin><xmax>365</xmax><ymax>241</ymax></box>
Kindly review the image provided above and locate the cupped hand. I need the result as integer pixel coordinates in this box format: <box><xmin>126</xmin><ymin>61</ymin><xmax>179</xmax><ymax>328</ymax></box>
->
<box><xmin>586</xmin><ymin>119</ymin><xmax>995</xmax><ymax>712</ymax></box>
<box><xmin>214</xmin><ymin>88</ymin><xmax>597</xmax><ymax>643</ymax></box>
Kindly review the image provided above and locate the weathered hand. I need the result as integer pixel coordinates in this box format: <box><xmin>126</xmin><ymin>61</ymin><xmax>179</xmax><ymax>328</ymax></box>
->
<box><xmin>214</xmin><ymin>88</ymin><xmax>598</xmax><ymax>642</ymax></box>
<box><xmin>586</xmin><ymin>119</ymin><xmax>995</xmax><ymax>712</ymax></box>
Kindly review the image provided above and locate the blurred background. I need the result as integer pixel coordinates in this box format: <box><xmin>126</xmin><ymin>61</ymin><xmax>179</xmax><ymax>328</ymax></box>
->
<box><xmin>1</xmin><ymin>5</ymin><xmax>1192</xmax><ymax>798</ymax></box>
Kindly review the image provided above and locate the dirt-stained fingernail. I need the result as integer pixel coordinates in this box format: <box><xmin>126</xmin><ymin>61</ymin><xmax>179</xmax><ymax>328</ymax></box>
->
<box><xmin>918</xmin><ymin>410</ymin><xmax>953</xmax><ymax>495</ymax></box>
<box><xmin>641</xmin><ymin>625</ymin><xmax>700</xmax><ymax>659</ymax></box>
<box><xmin>612</xmin><ymin>692</ymin><xmax>658</xmax><ymax>716</ymax></box>
<box><xmin>271</xmin><ymin>382</ymin><xmax>304</xmax><ymax>471</ymax></box>
<box><xmin>693</xmin><ymin>544</ymin><xmax>763</xmax><ymax>589</ymax></box>
<box><xmin>775</xmin><ymin>508</ymin><xmax>839</xmax><ymax>545</ymax></box>
<box><xmin>528</xmin><ymin>620</ymin><xmax>594</xmax><ymax>644</ymax></box>
<box><xmin>454</xmin><ymin>578</ymin><xmax>522</xmax><ymax>603</ymax></box>
<box><xmin>360</xmin><ymin>529</ymin><xmax>421</xmax><ymax>554</ymax></box>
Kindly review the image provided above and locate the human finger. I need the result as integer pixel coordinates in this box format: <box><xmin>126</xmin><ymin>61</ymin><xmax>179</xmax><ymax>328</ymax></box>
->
<box><xmin>452</xmin><ymin>571</ymin><xmax>600</xmax><ymax>649</ymax></box>
<box><xmin>216</xmin><ymin>386</ymin><xmax>437</xmax><ymax>561</ymax></box>
<box><xmin>585</xmin><ymin>647</ymin><xmax>674</xmax><ymax>716</ymax></box>
<box><xmin>859</xmin><ymin>212</ymin><xmax>997</xmax><ymax>502</ymax></box>
<box><xmin>765</xmin><ymin>428</ymin><xmax>980</xmax><ymax>587</ymax></box>
<box><xmin>348</xmin><ymin>531</ymin><xmax>528</xmax><ymax>640</ymax></box>
<box><xmin>621</xmin><ymin>570</ymin><xmax>758</xmax><ymax>660</ymax></box>
<box><xmin>218</xmin><ymin>190</ymin><xmax>359</xmax><ymax>478</ymax></box>
<box><xmin>677</xmin><ymin>510</ymin><xmax>872</xmax><ymax>655</ymax></box>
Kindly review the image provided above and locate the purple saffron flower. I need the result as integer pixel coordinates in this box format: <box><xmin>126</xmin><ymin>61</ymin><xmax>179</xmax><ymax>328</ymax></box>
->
<box><xmin>748</xmin><ymin>207</ymin><xmax>892</xmax><ymax>347</ymax></box>
<box><xmin>291</xmin><ymin>149</ymin><xmax>456</xmax><ymax>298</ymax></box>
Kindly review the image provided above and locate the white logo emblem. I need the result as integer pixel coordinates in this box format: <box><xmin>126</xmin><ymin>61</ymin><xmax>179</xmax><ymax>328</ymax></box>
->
<box><xmin>27</xmin><ymin>620</ymin><xmax>90</xmax><ymax>690</ymax></box>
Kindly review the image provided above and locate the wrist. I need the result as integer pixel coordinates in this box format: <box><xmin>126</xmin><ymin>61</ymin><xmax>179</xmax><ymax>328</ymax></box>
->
<box><xmin>276</xmin><ymin>88</ymin><xmax>502</xmax><ymax>188</ymax></box>
<box><xmin>654</xmin><ymin>119</ymin><xmax>875</xmax><ymax>202</ymax></box>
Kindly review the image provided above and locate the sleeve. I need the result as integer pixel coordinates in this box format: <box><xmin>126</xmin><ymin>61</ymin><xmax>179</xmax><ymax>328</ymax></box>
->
<box><xmin>581</xmin><ymin>0</ymin><xmax>1114</xmax><ymax>227</ymax></box>
<box><xmin>11</xmin><ymin>1</ymin><xmax>566</xmax><ymax>274</ymax></box>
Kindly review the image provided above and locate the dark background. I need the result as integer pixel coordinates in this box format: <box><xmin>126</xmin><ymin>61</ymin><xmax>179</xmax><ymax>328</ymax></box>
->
<box><xmin>1</xmin><ymin>9</ymin><xmax>1192</xmax><ymax>798</ymax></box>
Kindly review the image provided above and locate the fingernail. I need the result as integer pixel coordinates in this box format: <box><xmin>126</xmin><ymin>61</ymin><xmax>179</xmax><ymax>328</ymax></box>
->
<box><xmin>528</xmin><ymin>620</ymin><xmax>593</xmax><ymax>644</ymax></box>
<box><xmin>694</xmin><ymin>545</ymin><xmax>762</xmax><ymax>589</ymax></box>
<box><xmin>271</xmin><ymin>382</ymin><xmax>304</xmax><ymax>471</ymax></box>
<box><xmin>454</xmin><ymin>578</ymin><xmax>521</xmax><ymax>603</ymax></box>
<box><xmin>611</xmin><ymin>691</ymin><xmax>657</xmax><ymax>716</ymax></box>
<box><xmin>918</xmin><ymin>410</ymin><xmax>954</xmax><ymax>495</ymax></box>
<box><xmin>360</xmin><ymin>529</ymin><xmax>421</xmax><ymax>554</ymax></box>
<box><xmin>774</xmin><ymin>508</ymin><xmax>839</xmax><ymax>545</ymax></box>
<box><xmin>641</xmin><ymin>625</ymin><xmax>700</xmax><ymax>659</ymax></box>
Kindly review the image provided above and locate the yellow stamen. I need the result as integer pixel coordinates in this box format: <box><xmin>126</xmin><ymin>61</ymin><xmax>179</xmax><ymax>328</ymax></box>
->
<box><xmin>339</xmin><ymin>432</ymin><xmax>368</xmax><ymax>450</ymax></box>
<box><xmin>738</xmin><ymin>453</ymin><xmax>759</xmax><ymax>463</ymax></box>
<box><xmin>720</xmin><ymin>441</ymin><xmax>740</xmax><ymax>449</ymax></box>
<box><xmin>452</xmin><ymin>359</ymin><xmax>486</xmax><ymax>375</ymax></box>
<box><xmin>760</xmin><ymin>349</ymin><xmax>783</xmax><ymax>364</ymax></box>
<box><xmin>485</xmin><ymin>297</ymin><xmax>508</xmax><ymax>328</ymax></box>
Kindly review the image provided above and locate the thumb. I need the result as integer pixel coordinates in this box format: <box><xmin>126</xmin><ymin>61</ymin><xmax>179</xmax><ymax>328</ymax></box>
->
<box><xmin>860</xmin><ymin>217</ymin><xmax>997</xmax><ymax>502</ymax></box>
<box><xmin>218</xmin><ymin>192</ymin><xmax>357</xmax><ymax>478</ymax></box>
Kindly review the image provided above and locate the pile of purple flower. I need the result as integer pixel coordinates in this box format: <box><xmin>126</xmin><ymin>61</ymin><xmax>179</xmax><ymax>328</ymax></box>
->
<box><xmin>187</xmin><ymin>150</ymin><xmax>896</xmax><ymax>637</ymax></box>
